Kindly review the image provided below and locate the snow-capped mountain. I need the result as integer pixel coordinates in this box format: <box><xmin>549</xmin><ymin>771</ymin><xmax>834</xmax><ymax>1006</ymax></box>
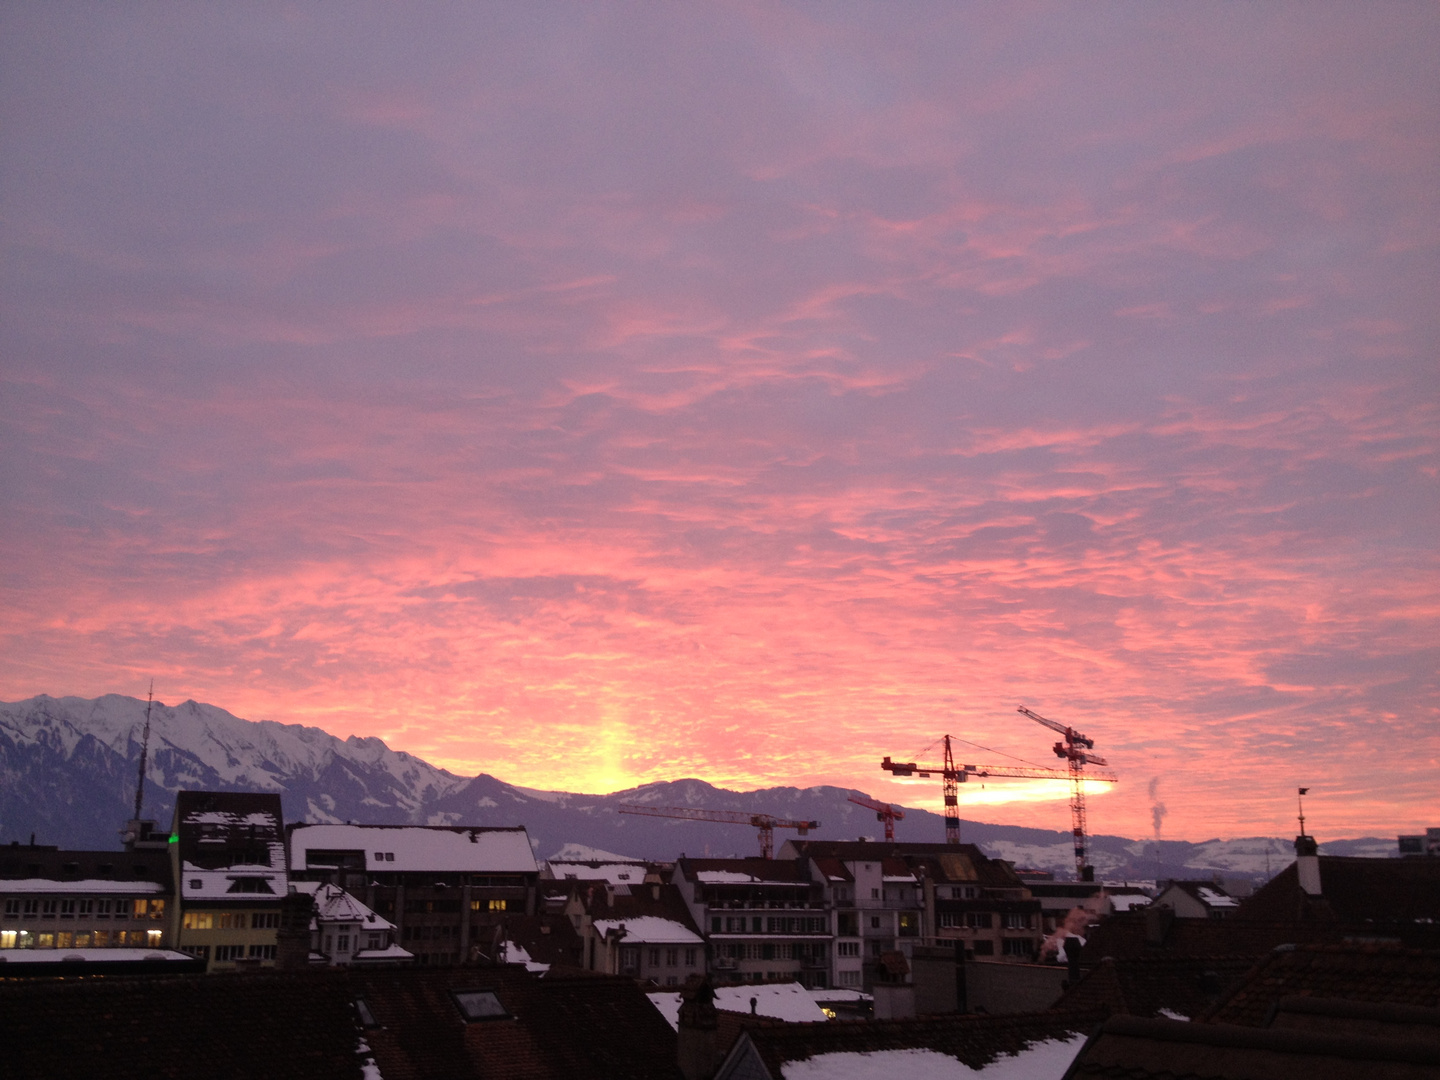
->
<box><xmin>0</xmin><ymin>694</ymin><xmax>1392</xmax><ymax>881</ymax></box>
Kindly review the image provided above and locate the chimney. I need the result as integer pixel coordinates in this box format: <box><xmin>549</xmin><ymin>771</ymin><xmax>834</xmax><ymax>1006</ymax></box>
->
<box><xmin>1144</xmin><ymin>904</ymin><xmax>1174</xmax><ymax>946</ymax></box>
<box><xmin>274</xmin><ymin>890</ymin><xmax>315</xmax><ymax>971</ymax></box>
<box><xmin>677</xmin><ymin>977</ymin><xmax>720</xmax><ymax>1080</ymax></box>
<box><xmin>1294</xmin><ymin>834</ymin><xmax>1321</xmax><ymax>896</ymax></box>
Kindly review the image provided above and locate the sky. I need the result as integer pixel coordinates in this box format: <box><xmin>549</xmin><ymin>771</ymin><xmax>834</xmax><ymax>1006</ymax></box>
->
<box><xmin>2</xmin><ymin>3</ymin><xmax>1436</xmax><ymax>842</ymax></box>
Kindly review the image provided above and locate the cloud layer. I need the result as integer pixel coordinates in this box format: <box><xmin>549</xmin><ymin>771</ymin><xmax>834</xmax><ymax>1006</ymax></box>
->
<box><xmin>2</xmin><ymin>4</ymin><xmax>1436</xmax><ymax>840</ymax></box>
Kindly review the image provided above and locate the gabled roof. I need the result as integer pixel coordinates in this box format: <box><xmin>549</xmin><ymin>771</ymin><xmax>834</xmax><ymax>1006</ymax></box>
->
<box><xmin>1204</xmin><ymin>944</ymin><xmax>1440</xmax><ymax>1026</ymax></box>
<box><xmin>810</xmin><ymin>857</ymin><xmax>854</xmax><ymax>883</ymax></box>
<box><xmin>1159</xmin><ymin>879</ymin><xmax>1242</xmax><ymax>910</ymax></box>
<box><xmin>1075</xmin><ymin>910</ymin><xmax>1338</xmax><ymax>963</ymax></box>
<box><xmin>581</xmin><ymin>881</ymin><xmax>706</xmax><ymax>941</ymax></box>
<box><xmin>716</xmin><ymin>1009</ymin><xmax>1100</xmax><ymax>1080</ymax></box>
<box><xmin>1237</xmin><ymin>856</ymin><xmax>1440</xmax><ymax>926</ymax></box>
<box><xmin>294</xmin><ymin>881</ymin><xmax>394</xmax><ymax>930</ymax></box>
<box><xmin>289</xmin><ymin>824</ymin><xmax>538</xmax><ymax>874</ymax></box>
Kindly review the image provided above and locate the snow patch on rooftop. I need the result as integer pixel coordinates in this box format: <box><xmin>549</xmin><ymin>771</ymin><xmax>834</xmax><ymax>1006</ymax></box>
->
<box><xmin>780</xmin><ymin>1034</ymin><xmax>1087</xmax><ymax>1079</ymax></box>
<box><xmin>592</xmin><ymin>916</ymin><xmax>702</xmax><ymax>944</ymax></box>
<box><xmin>649</xmin><ymin>982</ymin><xmax>827</xmax><ymax>1028</ymax></box>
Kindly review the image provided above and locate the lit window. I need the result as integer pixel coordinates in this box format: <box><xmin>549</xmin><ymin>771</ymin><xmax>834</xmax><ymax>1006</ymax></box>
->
<box><xmin>0</xmin><ymin>930</ymin><xmax>16</xmax><ymax>949</ymax></box>
<box><xmin>147</xmin><ymin>929</ymin><xmax>163</xmax><ymax>946</ymax></box>
<box><xmin>488</xmin><ymin>900</ymin><xmax>507</xmax><ymax>911</ymax></box>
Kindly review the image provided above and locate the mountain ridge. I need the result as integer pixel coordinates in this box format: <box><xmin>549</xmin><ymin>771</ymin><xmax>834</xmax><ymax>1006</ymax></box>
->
<box><xmin>0</xmin><ymin>694</ymin><xmax>1394</xmax><ymax>880</ymax></box>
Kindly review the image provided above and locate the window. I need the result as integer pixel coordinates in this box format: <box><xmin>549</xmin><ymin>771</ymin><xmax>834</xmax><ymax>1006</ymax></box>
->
<box><xmin>837</xmin><ymin>941</ymin><xmax>860</xmax><ymax>957</ymax></box>
<box><xmin>452</xmin><ymin>990</ymin><xmax>508</xmax><ymax>1021</ymax></box>
<box><xmin>92</xmin><ymin>930</ymin><xmax>109</xmax><ymax>947</ymax></box>
<box><xmin>898</xmin><ymin>913</ymin><xmax>919</xmax><ymax>937</ymax></box>
<box><xmin>252</xmin><ymin>912</ymin><xmax>279</xmax><ymax>929</ymax></box>
<box><xmin>59</xmin><ymin>899</ymin><xmax>76</xmax><ymax>917</ymax></box>
<box><xmin>147</xmin><ymin>929</ymin><xmax>163</xmax><ymax>946</ymax></box>
<box><xmin>839</xmin><ymin>970</ymin><xmax>861</xmax><ymax>986</ymax></box>
<box><xmin>871</xmin><ymin>889</ymin><xmax>880</xmax><ymax>899</ymax></box>
<box><xmin>665</xmin><ymin>947</ymin><xmax>678</xmax><ymax>967</ymax></box>
<box><xmin>356</xmin><ymin>998</ymin><xmax>379</xmax><ymax>1028</ymax></box>
<box><xmin>368</xmin><ymin>934</ymin><xmax>383</xmax><ymax>950</ymax></box>
<box><xmin>97</xmin><ymin>899</ymin><xmax>113</xmax><ymax>916</ymax></box>
<box><xmin>488</xmin><ymin>900</ymin><xmax>507</xmax><ymax>911</ymax></box>
<box><xmin>685</xmin><ymin>947</ymin><xmax>697</xmax><ymax>966</ymax></box>
<box><xmin>666</xmin><ymin>975</ymin><xmax>677</xmax><ymax>986</ymax></box>
<box><xmin>3</xmin><ymin>899</ymin><xmax>17</xmax><ymax>917</ymax></box>
<box><xmin>711</xmin><ymin>916</ymin><xmax>722</xmax><ymax>933</ymax></box>
<box><xmin>78</xmin><ymin>899</ymin><xmax>94</xmax><ymax>915</ymax></box>
<box><xmin>1002</xmin><ymin>912</ymin><xmax>1032</xmax><ymax>930</ymax></box>
<box><xmin>214</xmin><ymin>945</ymin><xmax>246</xmax><ymax>961</ymax></box>
<box><xmin>0</xmin><ymin>930</ymin><xmax>16</xmax><ymax>948</ymax></box>
<box><xmin>56</xmin><ymin>931</ymin><xmax>74</xmax><ymax>949</ymax></box>
<box><xmin>1002</xmin><ymin>938</ymin><xmax>1033</xmax><ymax>957</ymax></box>
<box><xmin>22</xmin><ymin>899</ymin><xmax>39</xmax><ymax>916</ymax></box>
<box><xmin>870</xmin><ymin>916</ymin><xmax>880</xmax><ymax>929</ymax></box>
<box><xmin>338</xmin><ymin>934</ymin><xmax>351</xmax><ymax>953</ymax></box>
<box><xmin>966</xmin><ymin>912</ymin><xmax>992</xmax><ymax>929</ymax></box>
<box><xmin>183</xmin><ymin>912</ymin><xmax>214</xmax><ymax>930</ymax></box>
<box><xmin>41</xmin><ymin>899</ymin><xmax>58</xmax><ymax>916</ymax></box>
<box><xmin>181</xmin><ymin>945</ymin><xmax>210</xmax><ymax>961</ymax></box>
<box><xmin>249</xmin><ymin>944</ymin><xmax>276</xmax><ymax>959</ymax></box>
<box><xmin>648</xmin><ymin>948</ymin><xmax>661</xmax><ymax>967</ymax></box>
<box><xmin>227</xmin><ymin>878</ymin><xmax>274</xmax><ymax>894</ymax></box>
<box><xmin>869</xmin><ymin>940</ymin><xmax>884</xmax><ymax>957</ymax></box>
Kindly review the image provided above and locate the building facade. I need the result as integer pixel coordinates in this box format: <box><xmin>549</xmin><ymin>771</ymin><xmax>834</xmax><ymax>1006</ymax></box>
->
<box><xmin>170</xmin><ymin>791</ymin><xmax>288</xmax><ymax>971</ymax></box>
<box><xmin>287</xmin><ymin>823</ymin><xmax>539</xmax><ymax>966</ymax></box>
<box><xmin>0</xmin><ymin>842</ymin><xmax>171</xmax><ymax>954</ymax></box>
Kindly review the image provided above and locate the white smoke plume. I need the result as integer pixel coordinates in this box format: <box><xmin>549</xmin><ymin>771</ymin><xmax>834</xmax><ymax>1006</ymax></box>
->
<box><xmin>1148</xmin><ymin>776</ymin><xmax>1167</xmax><ymax>843</ymax></box>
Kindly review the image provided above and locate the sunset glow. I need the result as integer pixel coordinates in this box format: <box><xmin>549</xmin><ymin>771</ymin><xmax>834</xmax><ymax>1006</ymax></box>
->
<box><xmin>2</xmin><ymin>5</ymin><xmax>1436</xmax><ymax>841</ymax></box>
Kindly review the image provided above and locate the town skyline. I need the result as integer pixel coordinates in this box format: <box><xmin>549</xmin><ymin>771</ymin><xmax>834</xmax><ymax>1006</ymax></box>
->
<box><xmin>2</xmin><ymin>6</ymin><xmax>1436</xmax><ymax>843</ymax></box>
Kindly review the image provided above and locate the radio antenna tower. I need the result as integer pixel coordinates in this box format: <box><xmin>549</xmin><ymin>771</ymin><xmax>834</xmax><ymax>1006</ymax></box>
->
<box><xmin>133</xmin><ymin>680</ymin><xmax>154</xmax><ymax>822</ymax></box>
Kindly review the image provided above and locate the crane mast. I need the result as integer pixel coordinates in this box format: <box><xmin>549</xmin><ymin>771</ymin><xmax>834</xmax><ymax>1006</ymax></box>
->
<box><xmin>1018</xmin><ymin>705</ymin><xmax>1110</xmax><ymax>881</ymax></box>
<box><xmin>616</xmin><ymin>804</ymin><xmax>820</xmax><ymax>860</ymax></box>
<box><xmin>846</xmin><ymin>795</ymin><xmax>905</xmax><ymax>842</ymax></box>
<box><xmin>881</xmin><ymin>730</ymin><xmax>1116</xmax><ymax>861</ymax></box>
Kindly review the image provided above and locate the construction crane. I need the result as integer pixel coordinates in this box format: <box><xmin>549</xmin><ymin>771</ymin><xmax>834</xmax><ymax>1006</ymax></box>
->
<box><xmin>847</xmin><ymin>795</ymin><xmax>905</xmax><ymax>842</ymax></box>
<box><xmin>880</xmin><ymin>734</ymin><xmax>1117</xmax><ymax>860</ymax></box>
<box><xmin>1018</xmin><ymin>705</ymin><xmax>1112</xmax><ymax>881</ymax></box>
<box><xmin>616</xmin><ymin>804</ymin><xmax>820</xmax><ymax>860</ymax></box>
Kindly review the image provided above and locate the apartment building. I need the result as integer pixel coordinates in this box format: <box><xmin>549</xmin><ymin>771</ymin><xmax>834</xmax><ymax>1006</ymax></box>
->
<box><xmin>672</xmin><ymin>857</ymin><xmax>832</xmax><ymax>988</ymax></box>
<box><xmin>170</xmin><ymin>791</ymin><xmax>289</xmax><ymax>971</ymax></box>
<box><xmin>287</xmin><ymin>823</ymin><xmax>539</xmax><ymax>966</ymax></box>
<box><xmin>0</xmin><ymin>842</ymin><xmax>171</xmax><ymax>953</ymax></box>
<box><xmin>783</xmin><ymin>840</ymin><xmax>1044</xmax><ymax>984</ymax></box>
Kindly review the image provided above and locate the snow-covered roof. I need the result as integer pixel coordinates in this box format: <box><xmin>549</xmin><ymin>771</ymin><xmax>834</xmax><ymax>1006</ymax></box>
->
<box><xmin>695</xmin><ymin>870</ymin><xmax>761</xmax><ymax>884</ymax></box>
<box><xmin>1194</xmin><ymin>886</ymin><xmax>1239</xmax><ymax>908</ymax></box>
<box><xmin>293</xmin><ymin>882</ymin><xmax>395</xmax><ymax>930</ymax></box>
<box><xmin>1109</xmin><ymin>894</ymin><xmax>1152</xmax><ymax>912</ymax></box>
<box><xmin>777</xmin><ymin>1036</ymin><xmax>1088</xmax><ymax>1079</ymax></box>
<box><xmin>504</xmin><ymin>940</ymin><xmax>550</xmax><ymax>974</ymax></box>
<box><xmin>648</xmin><ymin>982</ymin><xmax>828</xmax><ymax>1029</ymax></box>
<box><xmin>592</xmin><ymin>916</ymin><xmax>703</xmax><ymax>944</ymax></box>
<box><xmin>180</xmin><ymin>858</ymin><xmax>287</xmax><ymax>901</ymax></box>
<box><xmin>548</xmin><ymin>843</ymin><xmax>642</xmax><ymax>863</ymax></box>
<box><xmin>0</xmin><ymin>879</ymin><xmax>164</xmax><ymax>895</ymax></box>
<box><xmin>548</xmin><ymin>862</ymin><xmax>649</xmax><ymax>885</ymax></box>
<box><xmin>351</xmin><ymin>944</ymin><xmax>414</xmax><ymax>963</ymax></box>
<box><xmin>0</xmin><ymin>948</ymin><xmax>194</xmax><ymax>964</ymax></box>
<box><xmin>289</xmin><ymin>824</ymin><xmax>537</xmax><ymax>874</ymax></box>
<box><xmin>882</xmin><ymin>873</ymin><xmax>918</xmax><ymax>884</ymax></box>
<box><xmin>807</xmin><ymin>988</ymin><xmax>872</xmax><ymax>1004</ymax></box>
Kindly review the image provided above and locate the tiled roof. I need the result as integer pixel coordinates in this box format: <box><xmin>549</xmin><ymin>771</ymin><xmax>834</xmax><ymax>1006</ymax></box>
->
<box><xmin>0</xmin><ymin>970</ymin><xmax>363</xmax><ymax>1079</ymax></box>
<box><xmin>1204</xmin><ymin>943</ymin><xmax>1440</xmax><ymax>1027</ymax></box>
<box><xmin>499</xmin><ymin>914</ymin><xmax>586</xmax><ymax>970</ymax></box>
<box><xmin>724</xmin><ymin>1009</ymin><xmax>1102</xmax><ymax>1077</ymax></box>
<box><xmin>1</xmin><ymin>965</ymin><xmax>683</xmax><ymax>1080</ymax></box>
<box><xmin>1075</xmin><ymin>910</ymin><xmax>1337</xmax><ymax>963</ymax></box>
<box><xmin>1066</xmin><ymin>1013</ymin><xmax>1440</xmax><ymax>1079</ymax></box>
<box><xmin>1237</xmin><ymin>857</ymin><xmax>1440</xmax><ymax>926</ymax></box>
<box><xmin>352</xmin><ymin>965</ymin><xmax>683</xmax><ymax>1079</ymax></box>
<box><xmin>1052</xmin><ymin>954</ymin><xmax>1261</xmax><ymax>1020</ymax></box>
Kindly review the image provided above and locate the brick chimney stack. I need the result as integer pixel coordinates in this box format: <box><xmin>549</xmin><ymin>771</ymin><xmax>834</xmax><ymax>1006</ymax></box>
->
<box><xmin>274</xmin><ymin>889</ymin><xmax>314</xmax><ymax>970</ymax></box>
<box><xmin>677</xmin><ymin>976</ymin><xmax>721</xmax><ymax>1080</ymax></box>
